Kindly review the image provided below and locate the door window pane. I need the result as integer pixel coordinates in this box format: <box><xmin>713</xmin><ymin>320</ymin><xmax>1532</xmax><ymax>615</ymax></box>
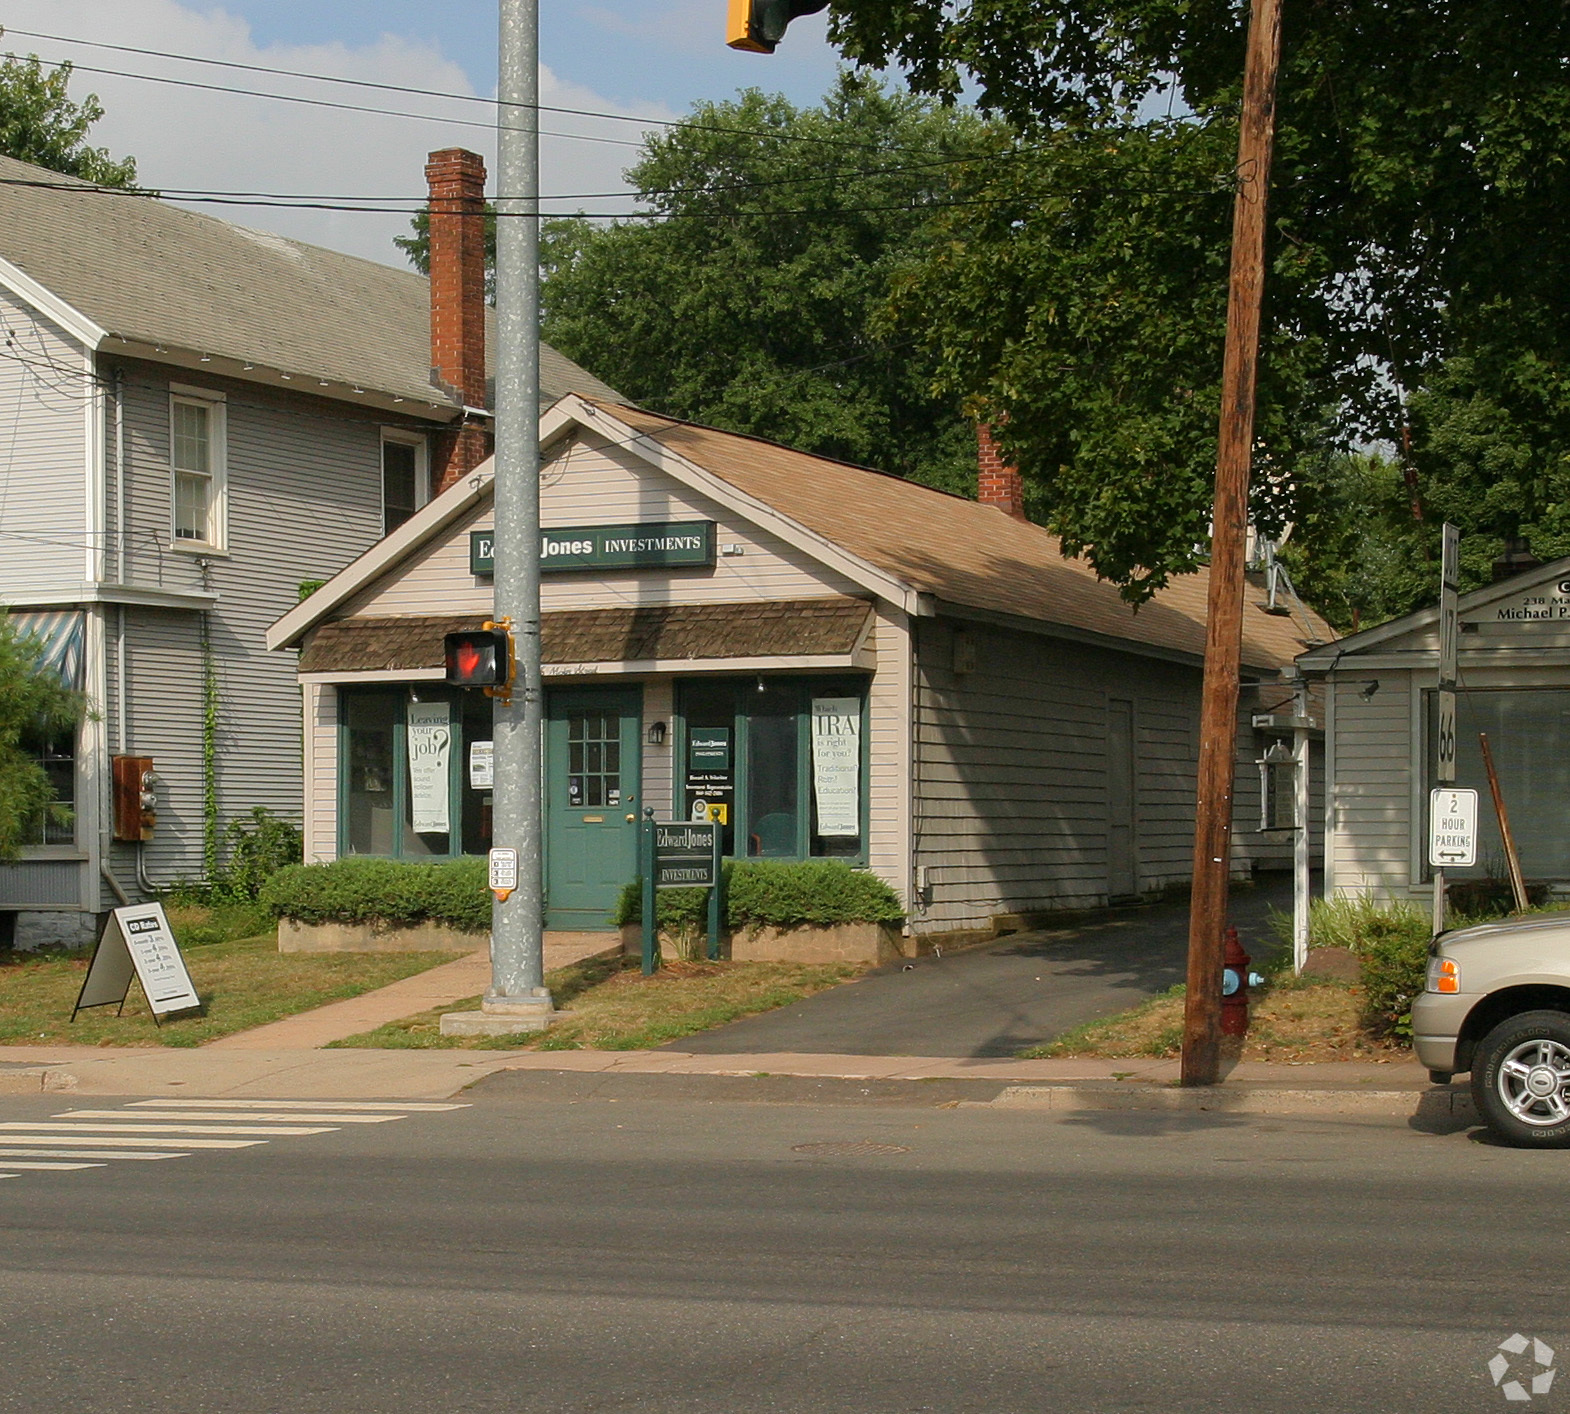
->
<box><xmin>567</xmin><ymin>711</ymin><xmax>621</xmax><ymax>808</ymax></box>
<box><xmin>345</xmin><ymin>693</ymin><xmax>398</xmax><ymax>855</ymax></box>
<box><xmin>746</xmin><ymin>682</ymin><xmax>799</xmax><ymax>856</ymax></box>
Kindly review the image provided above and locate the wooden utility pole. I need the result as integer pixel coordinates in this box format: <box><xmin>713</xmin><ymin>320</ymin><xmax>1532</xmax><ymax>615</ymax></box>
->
<box><xmin>1181</xmin><ymin>0</ymin><xmax>1284</xmax><ymax>1087</ymax></box>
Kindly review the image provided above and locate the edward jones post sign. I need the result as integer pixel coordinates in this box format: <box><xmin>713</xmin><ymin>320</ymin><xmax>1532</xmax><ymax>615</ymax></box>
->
<box><xmin>471</xmin><ymin>521</ymin><xmax>715</xmax><ymax>575</ymax></box>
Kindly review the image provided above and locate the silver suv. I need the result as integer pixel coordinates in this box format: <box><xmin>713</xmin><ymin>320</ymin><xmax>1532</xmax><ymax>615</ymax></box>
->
<box><xmin>1414</xmin><ymin>913</ymin><xmax>1570</xmax><ymax>1147</ymax></box>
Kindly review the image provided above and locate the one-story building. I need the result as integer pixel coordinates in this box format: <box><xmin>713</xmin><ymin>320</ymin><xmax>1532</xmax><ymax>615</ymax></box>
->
<box><xmin>1298</xmin><ymin>553</ymin><xmax>1570</xmax><ymax>905</ymax></box>
<box><xmin>267</xmin><ymin>396</ymin><xmax>1332</xmax><ymax>940</ymax></box>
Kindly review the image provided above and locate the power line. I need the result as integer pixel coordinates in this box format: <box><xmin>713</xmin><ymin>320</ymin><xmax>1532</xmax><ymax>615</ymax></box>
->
<box><xmin>0</xmin><ymin>28</ymin><xmax>948</xmax><ymax>157</ymax></box>
<box><xmin>0</xmin><ymin>172</ymin><xmax>1228</xmax><ymax>221</ymax></box>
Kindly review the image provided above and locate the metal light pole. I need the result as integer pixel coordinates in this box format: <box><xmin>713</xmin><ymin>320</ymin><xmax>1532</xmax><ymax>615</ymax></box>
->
<box><xmin>486</xmin><ymin>0</ymin><xmax>551</xmax><ymax>1027</ymax></box>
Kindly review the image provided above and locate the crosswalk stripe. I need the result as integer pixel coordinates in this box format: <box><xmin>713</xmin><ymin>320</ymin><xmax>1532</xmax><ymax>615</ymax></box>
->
<box><xmin>0</xmin><ymin>1147</ymin><xmax>184</xmax><ymax>1161</ymax></box>
<box><xmin>0</xmin><ymin>1134</ymin><xmax>265</xmax><ymax>1149</ymax></box>
<box><xmin>0</xmin><ymin>1161</ymin><xmax>105</xmax><ymax>1171</ymax></box>
<box><xmin>0</xmin><ymin>1122</ymin><xmax>335</xmax><ymax>1137</ymax></box>
<box><xmin>56</xmin><ymin>1109</ymin><xmax>402</xmax><ymax>1124</ymax></box>
<box><xmin>125</xmin><ymin>1099</ymin><xmax>468</xmax><ymax>1112</ymax></box>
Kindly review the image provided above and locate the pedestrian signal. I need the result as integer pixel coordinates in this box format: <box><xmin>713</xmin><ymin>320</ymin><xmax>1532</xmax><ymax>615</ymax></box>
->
<box><xmin>444</xmin><ymin>625</ymin><xmax>511</xmax><ymax>688</ymax></box>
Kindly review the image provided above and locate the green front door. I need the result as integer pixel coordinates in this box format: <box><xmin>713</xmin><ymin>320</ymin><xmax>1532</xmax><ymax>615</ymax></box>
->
<box><xmin>545</xmin><ymin>688</ymin><xmax>643</xmax><ymax>930</ymax></box>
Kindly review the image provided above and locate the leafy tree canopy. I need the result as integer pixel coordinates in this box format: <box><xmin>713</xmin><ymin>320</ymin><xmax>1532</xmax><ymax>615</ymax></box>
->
<box><xmin>0</xmin><ymin>615</ymin><xmax>84</xmax><ymax>861</ymax></box>
<box><xmin>536</xmin><ymin>73</ymin><xmax>989</xmax><ymax>493</ymax></box>
<box><xmin>0</xmin><ymin>54</ymin><xmax>138</xmax><ymax>187</ymax></box>
<box><xmin>822</xmin><ymin>1</ymin><xmax>1570</xmax><ymax>599</ymax></box>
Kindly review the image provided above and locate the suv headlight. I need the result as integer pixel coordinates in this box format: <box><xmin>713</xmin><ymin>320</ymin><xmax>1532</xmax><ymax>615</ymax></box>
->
<box><xmin>1426</xmin><ymin>956</ymin><xmax>1461</xmax><ymax>994</ymax></box>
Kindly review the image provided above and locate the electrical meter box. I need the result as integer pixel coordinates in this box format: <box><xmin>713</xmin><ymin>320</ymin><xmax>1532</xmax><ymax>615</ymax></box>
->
<box><xmin>112</xmin><ymin>755</ymin><xmax>157</xmax><ymax>842</ymax></box>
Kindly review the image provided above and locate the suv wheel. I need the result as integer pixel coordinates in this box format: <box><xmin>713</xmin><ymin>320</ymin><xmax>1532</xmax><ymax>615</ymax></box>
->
<box><xmin>1472</xmin><ymin>1011</ymin><xmax>1570</xmax><ymax>1148</ymax></box>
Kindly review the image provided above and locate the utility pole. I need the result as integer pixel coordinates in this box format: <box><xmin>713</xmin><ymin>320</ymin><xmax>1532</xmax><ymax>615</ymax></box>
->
<box><xmin>1181</xmin><ymin>0</ymin><xmax>1284</xmax><ymax>1086</ymax></box>
<box><xmin>486</xmin><ymin>0</ymin><xmax>551</xmax><ymax>1028</ymax></box>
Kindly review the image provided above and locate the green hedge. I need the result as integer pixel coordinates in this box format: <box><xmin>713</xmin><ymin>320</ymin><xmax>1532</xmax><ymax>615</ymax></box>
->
<box><xmin>260</xmin><ymin>857</ymin><xmax>490</xmax><ymax>933</ymax></box>
<box><xmin>613</xmin><ymin>860</ymin><xmax>904</xmax><ymax>930</ymax></box>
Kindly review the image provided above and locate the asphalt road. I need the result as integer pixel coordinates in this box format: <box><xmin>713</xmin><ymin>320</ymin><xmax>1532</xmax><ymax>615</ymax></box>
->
<box><xmin>0</xmin><ymin>1070</ymin><xmax>1564</xmax><ymax>1413</ymax></box>
<box><xmin>679</xmin><ymin>878</ymin><xmax>1296</xmax><ymax>1056</ymax></box>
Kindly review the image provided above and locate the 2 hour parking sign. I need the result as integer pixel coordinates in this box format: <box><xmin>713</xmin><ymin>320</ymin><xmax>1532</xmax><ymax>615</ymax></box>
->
<box><xmin>1429</xmin><ymin>787</ymin><xmax>1479</xmax><ymax>868</ymax></box>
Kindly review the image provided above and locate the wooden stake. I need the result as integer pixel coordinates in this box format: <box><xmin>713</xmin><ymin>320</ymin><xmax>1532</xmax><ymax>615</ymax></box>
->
<box><xmin>1181</xmin><ymin>0</ymin><xmax>1284</xmax><ymax>1087</ymax></box>
<box><xmin>1478</xmin><ymin>732</ymin><xmax>1530</xmax><ymax>913</ymax></box>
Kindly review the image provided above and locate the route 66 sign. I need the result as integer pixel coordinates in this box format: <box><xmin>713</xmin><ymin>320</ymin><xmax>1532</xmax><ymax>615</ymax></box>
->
<box><xmin>1436</xmin><ymin>688</ymin><xmax>1457</xmax><ymax>784</ymax></box>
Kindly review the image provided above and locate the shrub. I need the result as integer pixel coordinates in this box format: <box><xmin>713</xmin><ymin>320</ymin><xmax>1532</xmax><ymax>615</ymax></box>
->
<box><xmin>215</xmin><ymin>807</ymin><xmax>303</xmax><ymax>901</ymax></box>
<box><xmin>260</xmin><ymin>857</ymin><xmax>490</xmax><ymax>933</ymax></box>
<box><xmin>1290</xmin><ymin>895</ymin><xmax>1431</xmax><ymax>1038</ymax></box>
<box><xmin>613</xmin><ymin>860</ymin><xmax>904</xmax><ymax>931</ymax></box>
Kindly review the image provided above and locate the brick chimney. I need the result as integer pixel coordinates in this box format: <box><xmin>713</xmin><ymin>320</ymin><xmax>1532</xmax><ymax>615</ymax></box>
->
<box><xmin>426</xmin><ymin>147</ymin><xmax>492</xmax><ymax>493</ymax></box>
<box><xmin>977</xmin><ymin>422</ymin><xmax>1026</xmax><ymax>519</ymax></box>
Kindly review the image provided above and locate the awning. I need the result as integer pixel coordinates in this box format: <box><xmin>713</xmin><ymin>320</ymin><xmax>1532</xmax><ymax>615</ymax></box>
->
<box><xmin>8</xmin><ymin>610</ymin><xmax>85</xmax><ymax>689</ymax></box>
<box><xmin>296</xmin><ymin>598</ymin><xmax>875</xmax><ymax>675</ymax></box>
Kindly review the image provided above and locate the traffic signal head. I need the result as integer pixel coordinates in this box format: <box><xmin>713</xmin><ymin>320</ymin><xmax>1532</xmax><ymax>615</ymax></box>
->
<box><xmin>726</xmin><ymin>0</ymin><xmax>828</xmax><ymax>53</ymax></box>
<box><xmin>444</xmin><ymin>627</ymin><xmax>511</xmax><ymax>687</ymax></box>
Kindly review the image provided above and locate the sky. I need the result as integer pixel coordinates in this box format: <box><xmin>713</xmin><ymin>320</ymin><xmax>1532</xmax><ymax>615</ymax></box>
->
<box><xmin>0</xmin><ymin>0</ymin><xmax>848</xmax><ymax>267</ymax></box>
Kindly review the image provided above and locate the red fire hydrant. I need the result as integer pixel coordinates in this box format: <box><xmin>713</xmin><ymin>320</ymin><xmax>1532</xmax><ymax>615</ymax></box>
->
<box><xmin>1221</xmin><ymin>927</ymin><xmax>1251</xmax><ymax>1038</ymax></box>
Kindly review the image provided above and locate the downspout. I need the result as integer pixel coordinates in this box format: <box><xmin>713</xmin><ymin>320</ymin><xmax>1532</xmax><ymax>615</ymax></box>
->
<box><xmin>114</xmin><ymin>368</ymin><xmax>127</xmax><ymax>752</ymax></box>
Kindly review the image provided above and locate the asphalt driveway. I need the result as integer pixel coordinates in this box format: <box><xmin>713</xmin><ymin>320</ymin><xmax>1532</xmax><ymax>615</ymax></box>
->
<box><xmin>679</xmin><ymin>876</ymin><xmax>1296</xmax><ymax>1058</ymax></box>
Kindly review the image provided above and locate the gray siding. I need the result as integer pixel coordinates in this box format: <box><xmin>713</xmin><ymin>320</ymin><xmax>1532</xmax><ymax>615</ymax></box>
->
<box><xmin>0</xmin><ymin>288</ymin><xmax>90</xmax><ymax>595</ymax></box>
<box><xmin>912</xmin><ymin>618</ymin><xmax>1214</xmax><ymax>932</ymax></box>
<box><xmin>1325</xmin><ymin>671</ymin><xmax>1415</xmax><ymax>901</ymax></box>
<box><xmin>110</xmin><ymin>360</ymin><xmax>437</xmax><ymax>879</ymax></box>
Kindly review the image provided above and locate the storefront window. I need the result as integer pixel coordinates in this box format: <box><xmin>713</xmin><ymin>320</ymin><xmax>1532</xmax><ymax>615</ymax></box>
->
<box><xmin>1426</xmin><ymin>687</ymin><xmax>1570</xmax><ymax>880</ymax></box>
<box><xmin>677</xmin><ymin>676</ymin><xmax>867</xmax><ymax>861</ymax></box>
<box><xmin>20</xmin><ymin>728</ymin><xmax>75</xmax><ymax>846</ymax></box>
<box><xmin>341</xmin><ymin>688</ymin><xmax>492</xmax><ymax>859</ymax></box>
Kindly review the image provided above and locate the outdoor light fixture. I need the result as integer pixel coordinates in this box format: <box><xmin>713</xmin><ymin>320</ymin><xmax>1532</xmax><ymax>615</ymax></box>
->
<box><xmin>757</xmin><ymin>675</ymin><xmax>767</xmax><ymax>694</ymax></box>
<box><xmin>1358</xmin><ymin>680</ymin><xmax>1381</xmax><ymax>702</ymax></box>
<box><xmin>646</xmin><ymin>720</ymin><xmax>667</xmax><ymax>746</ymax></box>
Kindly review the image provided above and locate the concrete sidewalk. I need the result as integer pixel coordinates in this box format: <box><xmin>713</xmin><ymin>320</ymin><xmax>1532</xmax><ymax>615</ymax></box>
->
<box><xmin>0</xmin><ymin>1043</ymin><xmax>1465</xmax><ymax>1119</ymax></box>
<box><xmin>206</xmin><ymin>933</ymin><xmax>620</xmax><ymax>1051</ymax></box>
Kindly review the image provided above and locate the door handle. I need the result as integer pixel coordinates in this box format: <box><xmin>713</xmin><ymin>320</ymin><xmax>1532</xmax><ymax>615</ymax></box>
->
<box><xmin>625</xmin><ymin>813</ymin><xmax>635</xmax><ymax>822</ymax></box>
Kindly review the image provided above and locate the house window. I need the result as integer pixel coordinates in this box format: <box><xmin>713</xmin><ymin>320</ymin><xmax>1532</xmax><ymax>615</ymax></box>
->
<box><xmin>1424</xmin><ymin>687</ymin><xmax>1570</xmax><ymax>880</ymax></box>
<box><xmin>340</xmin><ymin>687</ymin><xmax>490</xmax><ymax>859</ymax></box>
<box><xmin>22</xmin><ymin>728</ymin><xmax>75</xmax><ymax>846</ymax></box>
<box><xmin>676</xmin><ymin>676</ymin><xmax>868</xmax><ymax>862</ymax></box>
<box><xmin>169</xmin><ymin>389</ymin><xmax>226</xmax><ymax>548</ymax></box>
<box><xmin>381</xmin><ymin>433</ymin><xmax>429</xmax><ymax>535</ymax></box>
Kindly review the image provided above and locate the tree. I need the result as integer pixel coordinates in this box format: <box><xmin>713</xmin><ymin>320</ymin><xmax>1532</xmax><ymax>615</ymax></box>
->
<box><xmin>0</xmin><ymin>54</ymin><xmax>138</xmax><ymax>187</ymax></box>
<box><xmin>820</xmin><ymin>2</ymin><xmax>1570</xmax><ymax>597</ymax></box>
<box><xmin>0</xmin><ymin>615</ymin><xmax>84</xmax><ymax>861</ymax></box>
<box><xmin>536</xmin><ymin>74</ymin><xmax>988</xmax><ymax>493</ymax></box>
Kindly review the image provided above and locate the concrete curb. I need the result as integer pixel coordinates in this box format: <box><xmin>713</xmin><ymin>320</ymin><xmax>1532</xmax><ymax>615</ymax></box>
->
<box><xmin>986</xmin><ymin>1083</ymin><xmax>1476</xmax><ymax>1119</ymax></box>
<box><xmin>0</xmin><ymin>1066</ymin><xmax>78</xmax><ymax>1095</ymax></box>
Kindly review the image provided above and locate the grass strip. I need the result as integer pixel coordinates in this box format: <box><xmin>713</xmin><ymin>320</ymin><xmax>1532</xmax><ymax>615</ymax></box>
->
<box><xmin>329</xmin><ymin>954</ymin><xmax>867</xmax><ymax>1051</ymax></box>
<box><xmin>1018</xmin><ymin>973</ymin><xmax>1406</xmax><ymax>1063</ymax></box>
<box><xmin>0</xmin><ymin>935</ymin><xmax>465</xmax><ymax>1048</ymax></box>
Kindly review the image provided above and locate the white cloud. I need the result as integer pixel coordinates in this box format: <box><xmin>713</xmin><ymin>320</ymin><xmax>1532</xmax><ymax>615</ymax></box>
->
<box><xmin>0</xmin><ymin>0</ymin><xmax>673</xmax><ymax>266</ymax></box>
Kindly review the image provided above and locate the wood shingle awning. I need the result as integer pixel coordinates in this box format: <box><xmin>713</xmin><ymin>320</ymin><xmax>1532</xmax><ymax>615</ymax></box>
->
<box><xmin>296</xmin><ymin>597</ymin><xmax>875</xmax><ymax>675</ymax></box>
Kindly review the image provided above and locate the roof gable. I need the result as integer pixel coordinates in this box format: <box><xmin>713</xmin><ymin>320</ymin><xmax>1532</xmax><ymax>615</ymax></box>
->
<box><xmin>1298</xmin><ymin>556</ymin><xmax>1570</xmax><ymax>668</ymax></box>
<box><xmin>271</xmin><ymin>395</ymin><xmax>1335</xmax><ymax>672</ymax></box>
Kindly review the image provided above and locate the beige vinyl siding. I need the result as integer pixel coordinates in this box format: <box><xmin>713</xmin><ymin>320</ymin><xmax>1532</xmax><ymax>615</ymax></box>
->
<box><xmin>304</xmin><ymin>682</ymin><xmax>337</xmax><ymax>862</ymax></box>
<box><xmin>1326</xmin><ymin>671</ymin><xmax>1414</xmax><ymax>900</ymax></box>
<box><xmin>911</xmin><ymin>617</ymin><xmax>1208</xmax><ymax>933</ymax></box>
<box><xmin>866</xmin><ymin>606</ymin><xmax>911</xmax><ymax>913</ymax></box>
<box><xmin>0</xmin><ymin>291</ymin><xmax>90</xmax><ymax>595</ymax></box>
<box><xmin>113</xmin><ymin>362</ymin><xmax>421</xmax><ymax>876</ymax></box>
<box><xmin>348</xmin><ymin>431</ymin><xmax>863</xmax><ymax>618</ymax></box>
<box><xmin>639</xmin><ymin>679</ymin><xmax>675</xmax><ymax>821</ymax></box>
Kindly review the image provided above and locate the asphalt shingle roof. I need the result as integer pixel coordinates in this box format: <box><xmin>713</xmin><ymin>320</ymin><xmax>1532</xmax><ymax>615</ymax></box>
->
<box><xmin>0</xmin><ymin>154</ymin><xmax>619</xmax><ymax>411</ymax></box>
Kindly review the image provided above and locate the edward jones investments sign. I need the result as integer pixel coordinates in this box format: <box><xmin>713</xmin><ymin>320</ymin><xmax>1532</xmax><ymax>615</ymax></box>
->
<box><xmin>471</xmin><ymin>521</ymin><xmax>715</xmax><ymax>575</ymax></box>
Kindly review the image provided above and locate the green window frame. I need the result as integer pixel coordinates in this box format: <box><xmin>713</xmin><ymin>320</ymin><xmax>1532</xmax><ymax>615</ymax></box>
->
<box><xmin>674</xmin><ymin>676</ymin><xmax>870</xmax><ymax>864</ymax></box>
<box><xmin>337</xmin><ymin>687</ymin><xmax>492</xmax><ymax>859</ymax></box>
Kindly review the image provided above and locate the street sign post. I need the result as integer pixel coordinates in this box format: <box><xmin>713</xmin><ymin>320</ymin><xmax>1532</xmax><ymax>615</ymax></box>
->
<box><xmin>1433</xmin><ymin>522</ymin><xmax>1461</xmax><ymax>933</ymax></box>
<box><xmin>1429</xmin><ymin>788</ymin><xmax>1479</xmax><ymax>870</ymax></box>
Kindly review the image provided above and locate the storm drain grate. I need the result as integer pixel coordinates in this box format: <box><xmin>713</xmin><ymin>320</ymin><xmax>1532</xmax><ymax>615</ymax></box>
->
<box><xmin>791</xmin><ymin>1141</ymin><xmax>911</xmax><ymax>1157</ymax></box>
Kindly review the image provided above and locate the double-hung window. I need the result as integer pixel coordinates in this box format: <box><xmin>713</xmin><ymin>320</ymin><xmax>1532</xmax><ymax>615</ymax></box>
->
<box><xmin>381</xmin><ymin>431</ymin><xmax>430</xmax><ymax>535</ymax></box>
<box><xmin>170</xmin><ymin>386</ymin><xmax>226</xmax><ymax>549</ymax></box>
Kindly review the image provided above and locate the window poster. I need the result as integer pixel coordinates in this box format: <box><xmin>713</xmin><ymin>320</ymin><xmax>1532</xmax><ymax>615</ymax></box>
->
<box><xmin>407</xmin><ymin>701</ymin><xmax>451</xmax><ymax>833</ymax></box>
<box><xmin>811</xmin><ymin>697</ymin><xmax>860</xmax><ymax>836</ymax></box>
